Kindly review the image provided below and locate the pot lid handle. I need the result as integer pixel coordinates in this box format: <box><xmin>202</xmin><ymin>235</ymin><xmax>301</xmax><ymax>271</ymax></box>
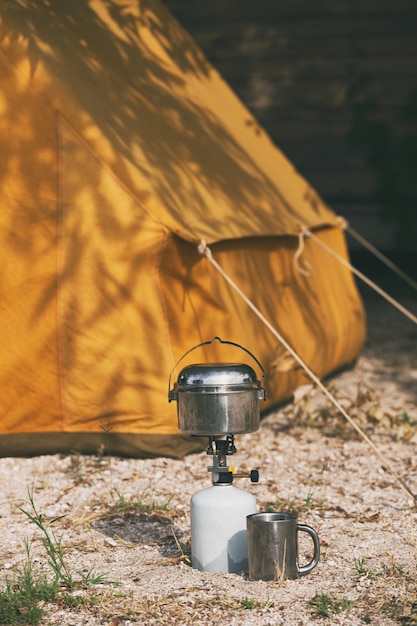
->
<box><xmin>168</xmin><ymin>337</ymin><xmax>267</xmax><ymax>401</ymax></box>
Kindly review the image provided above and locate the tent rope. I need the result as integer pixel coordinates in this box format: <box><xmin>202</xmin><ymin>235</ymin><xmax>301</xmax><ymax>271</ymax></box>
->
<box><xmin>293</xmin><ymin>229</ymin><xmax>312</xmax><ymax>276</ymax></box>
<box><xmin>197</xmin><ymin>239</ymin><xmax>416</xmax><ymax>505</ymax></box>
<box><xmin>300</xmin><ymin>226</ymin><xmax>417</xmax><ymax>326</ymax></box>
<box><xmin>346</xmin><ymin>225</ymin><xmax>417</xmax><ymax>293</ymax></box>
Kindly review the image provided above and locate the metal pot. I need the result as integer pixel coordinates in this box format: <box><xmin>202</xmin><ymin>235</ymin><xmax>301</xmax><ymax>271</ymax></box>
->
<box><xmin>168</xmin><ymin>338</ymin><xmax>267</xmax><ymax>436</ymax></box>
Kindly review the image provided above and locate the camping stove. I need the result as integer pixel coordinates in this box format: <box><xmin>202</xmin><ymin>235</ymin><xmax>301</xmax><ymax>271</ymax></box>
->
<box><xmin>168</xmin><ymin>337</ymin><xmax>267</xmax><ymax>573</ymax></box>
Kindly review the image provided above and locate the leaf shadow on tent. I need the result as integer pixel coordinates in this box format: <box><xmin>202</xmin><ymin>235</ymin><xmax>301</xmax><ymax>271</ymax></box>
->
<box><xmin>0</xmin><ymin>0</ymin><xmax>338</xmax><ymax>431</ymax></box>
<box><xmin>0</xmin><ymin>0</ymin><xmax>318</xmax><ymax>246</ymax></box>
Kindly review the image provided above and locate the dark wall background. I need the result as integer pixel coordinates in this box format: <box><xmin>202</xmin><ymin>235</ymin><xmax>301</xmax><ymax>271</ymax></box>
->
<box><xmin>164</xmin><ymin>0</ymin><xmax>417</xmax><ymax>258</ymax></box>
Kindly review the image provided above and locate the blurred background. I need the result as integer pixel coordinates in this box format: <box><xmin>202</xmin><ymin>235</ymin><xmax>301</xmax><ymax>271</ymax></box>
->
<box><xmin>164</xmin><ymin>0</ymin><xmax>417</xmax><ymax>282</ymax></box>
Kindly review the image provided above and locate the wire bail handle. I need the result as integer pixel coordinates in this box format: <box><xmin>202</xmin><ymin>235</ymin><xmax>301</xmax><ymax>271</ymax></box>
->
<box><xmin>168</xmin><ymin>336</ymin><xmax>267</xmax><ymax>401</ymax></box>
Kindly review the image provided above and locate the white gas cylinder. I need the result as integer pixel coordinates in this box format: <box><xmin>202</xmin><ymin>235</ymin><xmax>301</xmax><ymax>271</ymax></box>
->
<box><xmin>190</xmin><ymin>482</ymin><xmax>256</xmax><ymax>573</ymax></box>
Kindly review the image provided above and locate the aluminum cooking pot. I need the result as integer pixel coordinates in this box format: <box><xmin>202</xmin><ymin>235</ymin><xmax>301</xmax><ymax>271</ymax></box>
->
<box><xmin>168</xmin><ymin>337</ymin><xmax>267</xmax><ymax>436</ymax></box>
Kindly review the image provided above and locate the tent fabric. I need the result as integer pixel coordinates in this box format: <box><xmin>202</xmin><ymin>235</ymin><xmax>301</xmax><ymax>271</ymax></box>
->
<box><xmin>0</xmin><ymin>0</ymin><xmax>366</xmax><ymax>458</ymax></box>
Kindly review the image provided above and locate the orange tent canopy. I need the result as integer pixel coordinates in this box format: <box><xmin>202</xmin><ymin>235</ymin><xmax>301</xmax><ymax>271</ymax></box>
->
<box><xmin>0</xmin><ymin>0</ymin><xmax>365</xmax><ymax>458</ymax></box>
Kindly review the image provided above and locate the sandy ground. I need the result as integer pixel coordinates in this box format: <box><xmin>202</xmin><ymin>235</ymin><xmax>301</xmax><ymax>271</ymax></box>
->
<box><xmin>1</xmin><ymin>288</ymin><xmax>417</xmax><ymax>625</ymax></box>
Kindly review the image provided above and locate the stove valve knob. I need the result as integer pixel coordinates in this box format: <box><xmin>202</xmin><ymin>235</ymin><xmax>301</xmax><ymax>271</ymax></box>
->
<box><xmin>231</xmin><ymin>468</ymin><xmax>260</xmax><ymax>482</ymax></box>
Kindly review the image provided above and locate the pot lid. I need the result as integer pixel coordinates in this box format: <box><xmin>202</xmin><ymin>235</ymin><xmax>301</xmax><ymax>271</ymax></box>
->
<box><xmin>176</xmin><ymin>362</ymin><xmax>259</xmax><ymax>387</ymax></box>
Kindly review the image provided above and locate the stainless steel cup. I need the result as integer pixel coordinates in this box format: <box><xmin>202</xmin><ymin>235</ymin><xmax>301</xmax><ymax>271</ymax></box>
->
<box><xmin>247</xmin><ymin>512</ymin><xmax>320</xmax><ymax>581</ymax></box>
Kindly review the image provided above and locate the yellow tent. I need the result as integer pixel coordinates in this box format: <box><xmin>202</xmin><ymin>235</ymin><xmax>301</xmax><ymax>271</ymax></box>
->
<box><xmin>0</xmin><ymin>0</ymin><xmax>366</xmax><ymax>458</ymax></box>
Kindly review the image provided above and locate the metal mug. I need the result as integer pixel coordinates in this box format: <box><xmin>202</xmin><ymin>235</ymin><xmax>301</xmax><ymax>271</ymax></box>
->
<box><xmin>247</xmin><ymin>512</ymin><xmax>320</xmax><ymax>581</ymax></box>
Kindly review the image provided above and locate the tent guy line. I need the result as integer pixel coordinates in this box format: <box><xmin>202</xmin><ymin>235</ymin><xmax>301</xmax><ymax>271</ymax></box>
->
<box><xmin>293</xmin><ymin>229</ymin><xmax>312</xmax><ymax>277</ymax></box>
<box><xmin>302</xmin><ymin>226</ymin><xmax>417</xmax><ymax>326</ymax></box>
<box><xmin>346</xmin><ymin>225</ymin><xmax>417</xmax><ymax>293</ymax></box>
<box><xmin>198</xmin><ymin>238</ymin><xmax>416</xmax><ymax>506</ymax></box>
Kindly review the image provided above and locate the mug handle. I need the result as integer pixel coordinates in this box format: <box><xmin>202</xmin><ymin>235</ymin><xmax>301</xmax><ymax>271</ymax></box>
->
<box><xmin>297</xmin><ymin>524</ymin><xmax>320</xmax><ymax>576</ymax></box>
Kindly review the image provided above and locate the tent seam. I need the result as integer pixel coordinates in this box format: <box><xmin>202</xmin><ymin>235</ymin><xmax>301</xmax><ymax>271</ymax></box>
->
<box><xmin>0</xmin><ymin>46</ymin><xmax>168</xmax><ymax>231</ymax></box>
<box><xmin>154</xmin><ymin>231</ymin><xmax>176</xmax><ymax>379</ymax></box>
<box><xmin>56</xmin><ymin>112</ymin><xmax>67</xmax><ymax>430</ymax></box>
<box><xmin>56</xmin><ymin>115</ymin><xmax>169</xmax><ymax>231</ymax></box>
